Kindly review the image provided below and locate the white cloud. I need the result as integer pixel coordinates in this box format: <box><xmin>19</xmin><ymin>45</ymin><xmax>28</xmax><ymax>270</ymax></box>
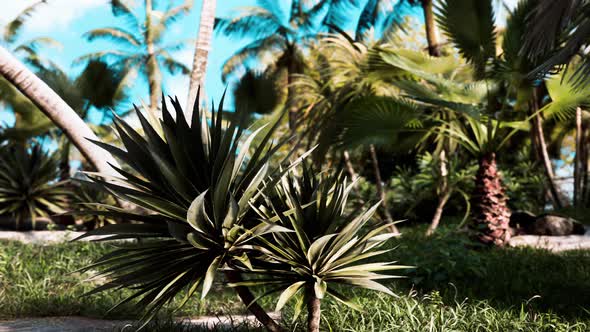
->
<box><xmin>0</xmin><ymin>0</ymin><xmax>107</xmax><ymax>32</ymax></box>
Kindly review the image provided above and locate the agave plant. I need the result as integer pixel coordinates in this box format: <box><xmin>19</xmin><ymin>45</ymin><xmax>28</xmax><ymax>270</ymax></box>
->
<box><xmin>246</xmin><ymin>163</ymin><xmax>409</xmax><ymax>332</ymax></box>
<box><xmin>0</xmin><ymin>143</ymin><xmax>69</xmax><ymax>230</ymax></box>
<box><xmin>75</xmin><ymin>92</ymin><xmax>302</xmax><ymax>331</ymax></box>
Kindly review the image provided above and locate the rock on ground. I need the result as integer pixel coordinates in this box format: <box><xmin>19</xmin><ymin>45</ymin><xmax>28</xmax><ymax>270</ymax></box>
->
<box><xmin>508</xmin><ymin>235</ymin><xmax>590</xmax><ymax>252</ymax></box>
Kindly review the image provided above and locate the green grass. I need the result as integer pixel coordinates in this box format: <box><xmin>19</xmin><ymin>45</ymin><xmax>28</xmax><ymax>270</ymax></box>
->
<box><xmin>1</xmin><ymin>223</ymin><xmax>589</xmax><ymax>331</ymax></box>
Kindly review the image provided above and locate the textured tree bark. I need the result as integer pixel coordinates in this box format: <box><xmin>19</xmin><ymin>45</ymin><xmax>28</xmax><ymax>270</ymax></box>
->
<box><xmin>369</xmin><ymin>144</ymin><xmax>399</xmax><ymax>234</ymax></box>
<box><xmin>186</xmin><ymin>0</ymin><xmax>217</xmax><ymax>115</ymax></box>
<box><xmin>0</xmin><ymin>45</ymin><xmax>119</xmax><ymax>176</ymax></box>
<box><xmin>224</xmin><ymin>271</ymin><xmax>284</xmax><ymax>332</ymax></box>
<box><xmin>145</xmin><ymin>0</ymin><xmax>162</xmax><ymax>115</ymax></box>
<box><xmin>470</xmin><ymin>152</ymin><xmax>511</xmax><ymax>246</ymax></box>
<box><xmin>422</xmin><ymin>0</ymin><xmax>441</xmax><ymax>56</ymax></box>
<box><xmin>306</xmin><ymin>290</ymin><xmax>321</xmax><ymax>332</ymax></box>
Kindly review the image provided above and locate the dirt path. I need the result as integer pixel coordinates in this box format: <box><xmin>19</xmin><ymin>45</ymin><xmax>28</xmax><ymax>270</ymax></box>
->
<box><xmin>0</xmin><ymin>314</ymin><xmax>278</xmax><ymax>331</ymax></box>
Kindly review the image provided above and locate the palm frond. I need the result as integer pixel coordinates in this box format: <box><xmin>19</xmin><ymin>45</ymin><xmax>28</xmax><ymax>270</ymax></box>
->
<box><xmin>215</xmin><ymin>7</ymin><xmax>286</xmax><ymax>40</ymax></box>
<box><xmin>110</xmin><ymin>0</ymin><xmax>140</xmax><ymax>30</ymax></box>
<box><xmin>542</xmin><ymin>63</ymin><xmax>590</xmax><ymax>121</ymax></box>
<box><xmin>328</xmin><ymin>95</ymin><xmax>424</xmax><ymax>149</ymax></box>
<box><xmin>84</xmin><ymin>28</ymin><xmax>141</xmax><ymax>47</ymax></box>
<box><xmin>160</xmin><ymin>0</ymin><xmax>193</xmax><ymax>27</ymax></box>
<box><xmin>437</xmin><ymin>0</ymin><xmax>497</xmax><ymax>79</ymax></box>
<box><xmin>2</xmin><ymin>0</ymin><xmax>47</xmax><ymax>44</ymax></box>
<box><xmin>220</xmin><ymin>35</ymin><xmax>286</xmax><ymax>82</ymax></box>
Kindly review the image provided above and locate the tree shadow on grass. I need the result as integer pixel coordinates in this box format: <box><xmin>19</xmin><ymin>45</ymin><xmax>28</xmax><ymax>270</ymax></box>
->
<box><xmin>387</xmin><ymin>225</ymin><xmax>590</xmax><ymax>319</ymax></box>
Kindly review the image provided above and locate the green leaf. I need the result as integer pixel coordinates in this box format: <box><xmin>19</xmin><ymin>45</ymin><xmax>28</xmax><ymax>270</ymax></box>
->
<box><xmin>275</xmin><ymin>281</ymin><xmax>305</xmax><ymax>311</ymax></box>
<box><xmin>202</xmin><ymin>256</ymin><xmax>222</xmax><ymax>299</ymax></box>
<box><xmin>187</xmin><ymin>190</ymin><xmax>213</xmax><ymax>233</ymax></box>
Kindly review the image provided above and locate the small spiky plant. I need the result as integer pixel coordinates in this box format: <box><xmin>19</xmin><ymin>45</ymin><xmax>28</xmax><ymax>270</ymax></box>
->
<box><xmin>76</xmin><ymin>92</ymin><xmax>295</xmax><ymax>331</ymax></box>
<box><xmin>246</xmin><ymin>163</ymin><xmax>409</xmax><ymax>332</ymax></box>
<box><xmin>0</xmin><ymin>144</ymin><xmax>69</xmax><ymax>230</ymax></box>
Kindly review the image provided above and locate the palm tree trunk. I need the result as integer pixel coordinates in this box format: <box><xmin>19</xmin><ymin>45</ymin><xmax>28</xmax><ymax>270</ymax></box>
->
<box><xmin>343</xmin><ymin>150</ymin><xmax>358</xmax><ymax>181</ymax></box>
<box><xmin>531</xmin><ymin>91</ymin><xmax>565</xmax><ymax>209</ymax></box>
<box><xmin>470</xmin><ymin>152</ymin><xmax>511</xmax><ymax>246</ymax></box>
<box><xmin>534</xmin><ymin>115</ymin><xmax>563</xmax><ymax>208</ymax></box>
<box><xmin>421</xmin><ymin>5</ymin><xmax>447</xmax><ymax>233</ymax></box>
<box><xmin>0</xmin><ymin>45</ymin><xmax>119</xmax><ymax>176</ymax></box>
<box><xmin>422</xmin><ymin>0</ymin><xmax>441</xmax><ymax>56</ymax></box>
<box><xmin>224</xmin><ymin>271</ymin><xmax>284</xmax><ymax>332</ymax></box>
<box><xmin>287</xmin><ymin>61</ymin><xmax>298</xmax><ymax>133</ymax></box>
<box><xmin>307</xmin><ymin>288</ymin><xmax>321</xmax><ymax>332</ymax></box>
<box><xmin>575</xmin><ymin>107</ymin><xmax>583</xmax><ymax>206</ymax></box>
<box><xmin>145</xmin><ymin>0</ymin><xmax>161</xmax><ymax>115</ymax></box>
<box><xmin>369</xmin><ymin>144</ymin><xmax>399</xmax><ymax>233</ymax></box>
<box><xmin>186</xmin><ymin>0</ymin><xmax>217</xmax><ymax>115</ymax></box>
<box><xmin>582</xmin><ymin>118</ymin><xmax>589</xmax><ymax>203</ymax></box>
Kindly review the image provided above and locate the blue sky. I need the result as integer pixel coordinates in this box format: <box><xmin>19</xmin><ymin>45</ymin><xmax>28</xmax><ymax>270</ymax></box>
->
<box><xmin>0</xmin><ymin>0</ymin><xmax>516</xmax><ymax>125</ymax></box>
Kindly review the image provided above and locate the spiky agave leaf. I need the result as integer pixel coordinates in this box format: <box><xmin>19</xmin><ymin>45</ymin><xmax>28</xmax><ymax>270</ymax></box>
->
<box><xmin>238</xmin><ymin>162</ymin><xmax>410</xmax><ymax>317</ymax></box>
<box><xmin>75</xmin><ymin>91</ymin><xmax>297</xmax><ymax>324</ymax></box>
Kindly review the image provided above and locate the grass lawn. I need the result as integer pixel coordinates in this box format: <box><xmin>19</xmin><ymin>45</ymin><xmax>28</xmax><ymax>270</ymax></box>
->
<box><xmin>1</xmin><ymin>223</ymin><xmax>589</xmax><ymax>331</ymax></box>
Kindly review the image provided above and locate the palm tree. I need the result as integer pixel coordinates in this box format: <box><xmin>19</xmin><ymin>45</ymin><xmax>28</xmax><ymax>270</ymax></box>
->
<box><xmin>0</xmin><ymin>45</ymin><xmax>120</xmax><ymax>176</ymax></box>
<box><xmin>186</xmin><ymin>0</ymin><xmax>216</xmax><ymax>113</ymax></box>
<box><xmin>521</xmin><ymin>0</ymin><xmax>590</xmax><ymax>87</ymax></box>
<box><xmin>215</xmin><ymin>0</ymin><xmax>321</xmax><ymax>131</ymax></box>
<box><xmin>355</xmin><ymin>0</ymin><xmax>441</xmax><ymax>56</ymax></box>
<box><xmin>79</xmin><ymin>0</ymin><xmax>191</xmax><ymax>114</ymax></box>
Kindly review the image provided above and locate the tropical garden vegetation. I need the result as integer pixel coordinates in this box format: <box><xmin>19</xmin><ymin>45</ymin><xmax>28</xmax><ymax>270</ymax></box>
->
<box><xmin>0</xmin><ymin>0</ymin><xmax>590</xmax><ymax>331</ymax></box>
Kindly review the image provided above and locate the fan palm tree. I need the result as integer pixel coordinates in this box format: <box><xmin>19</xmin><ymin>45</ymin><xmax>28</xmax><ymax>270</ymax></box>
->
<box><xmin>431</xmin><ymin>0</ymin><xmax>586</xmax><ymax>244</ymax></box>
<box><xmin>79</xmin><ymin>0</ymin><xmax>191</xmax><ymax>114</ymax></box>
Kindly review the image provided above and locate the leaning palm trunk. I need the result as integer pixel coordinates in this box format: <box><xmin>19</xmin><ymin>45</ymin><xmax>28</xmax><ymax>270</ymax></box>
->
<box><xmin>369</xmin><ymin>144</ymin><xmax>399</xmax><ymax>233</ymax></box>
<box><xmin>470</xmin><ymin>152</ymin><xmax>511</xmax><ymax>246</ymax></box>
<box><xmin>422</xmin><ymin>8</ymin><xmax>447</xmax><ymax>234</ymax></box>
<box><xmin>427</xmin><ymin>149</ymin><xmax>450</xmax><ymax>236</ymax></box>
<box><xmin>0</xmin><ymin>45</ymin><xmax>119</xmax><ymax>176</ymax></box>
<box><xmin>225</xmin><ymin>271</ymin><xmax>284</xmax><ymax>332</ymax></box>
<box><xmin>186</xmin><ymin>0</ymin><xmax>217</xmax><ymax>114</ymax></box>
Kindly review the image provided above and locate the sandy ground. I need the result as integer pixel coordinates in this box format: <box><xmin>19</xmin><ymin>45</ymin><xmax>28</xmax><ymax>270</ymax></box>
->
<box><xmin>0</xmin><ymin>313</ymin><xmax>280</xmax><ymax>331</ymax></box>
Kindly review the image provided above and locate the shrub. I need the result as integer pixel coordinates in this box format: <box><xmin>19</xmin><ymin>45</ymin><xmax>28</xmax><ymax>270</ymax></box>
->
<box><xmin>76</xmin><ymin>93</ymin><xmax>403</xmax><ymax>332</ymax></box>
<box><xmin>0</xmin><ymin>144</ymin><xmax>69</xmax><ymax>230</ymax></box>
